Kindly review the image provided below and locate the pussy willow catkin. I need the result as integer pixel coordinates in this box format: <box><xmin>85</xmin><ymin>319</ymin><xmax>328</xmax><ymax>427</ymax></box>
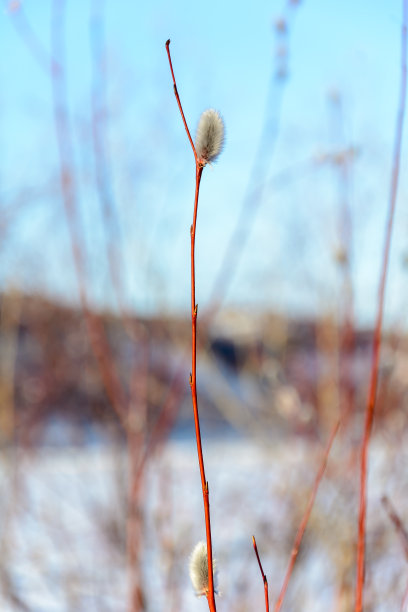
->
<box><xmin>189</xmin><ymin>541</ymin><xmax>218</xmax><ymax>597</ymax></box>
<box><xmin>195</xmin><ymin>109</ymin><xmax>225</xmax><ymax>163</ymax></box>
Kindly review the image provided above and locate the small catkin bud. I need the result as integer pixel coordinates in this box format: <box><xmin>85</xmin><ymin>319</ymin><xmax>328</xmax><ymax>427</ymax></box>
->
<box><xmin>189</xmin><ymin>541</ymin><xmax>218</xmax><ymax>597</ymax></box>
<box><xmin>195</xmin><ymin>109</ymin><xmax>225</xmax><ymax>164</ymax></box>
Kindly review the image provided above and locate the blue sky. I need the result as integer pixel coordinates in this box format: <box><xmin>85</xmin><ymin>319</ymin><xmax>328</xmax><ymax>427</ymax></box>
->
<box><xmin>1</xmin><ymin>0</ymin><xmax>407</xmax><ymax>326</ymax></box>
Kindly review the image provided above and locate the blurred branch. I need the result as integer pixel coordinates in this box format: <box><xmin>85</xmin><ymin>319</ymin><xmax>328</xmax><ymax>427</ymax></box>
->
<box><xmin>274</xmin><ymin>419</ymin><xmax>340</xmax><ymax>612</ymax></box>
<box><xmin>327</xmin><ymin>95</ymin><xmax>356</xmax><ymax>426</ymax></box>
<box><xmin>207</xmin><ymin>0</ymin><xmax>302</xmax><ymax>314</ymax></box>
<box><xmin>401</xmin><ymin>580</ymin><xmax>408</xmax><ymax>612</ymax></box>
<box><xmin>50</xmin><ymin>0</ymin><xmax>128</xmax><ymax>427</ymax></box>
<box><xmin>89</xmin><ymin>0</ymin><xmax>128</xmax><ymax>317</ymax></box>
<box><xmin>355</xmin><ymin>2</ymin><xmax>408</xmax><ymax>610</ymax></box>
<box><xmin>381</xmin><ymin>495</ymin><xmax>408</xmax><ymax>562</ymax></box>
<box><xmin>6</xmin><ymin>0</ymin><xmax>59</xmax><ymax>72</ymax></box>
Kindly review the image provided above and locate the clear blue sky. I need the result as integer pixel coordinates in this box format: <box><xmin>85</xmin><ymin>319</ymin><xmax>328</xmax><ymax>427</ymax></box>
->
<box><xmin>1</xmin><ymin>0</ymin><xmax>407</xmax><ymax>326</ymax></box>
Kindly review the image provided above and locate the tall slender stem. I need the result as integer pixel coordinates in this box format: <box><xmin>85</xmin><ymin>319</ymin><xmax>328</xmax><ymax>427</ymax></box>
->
<box><xmin>190</xmin><ymin>165</ymin><xmax>205</xmax><ymax>492</ymax></box>
<box><xmin>165</xmin><ymin>39</ymin><xmax>216</xmax><ymax>612</ymax></box>
<box><xmin>355</xmin><ymin>2</ymin><xmax>407</xmax><ymax>610</ymax></box>
<box><xmin>190</xmin><ymin>164</ymin><xmax>216</xmax><ymax>612</ymax></box>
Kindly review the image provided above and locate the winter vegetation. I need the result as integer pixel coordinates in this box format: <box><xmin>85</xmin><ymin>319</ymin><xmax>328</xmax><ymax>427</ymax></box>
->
<box><xmin>1</xmin><ymin>1</ymin><xmax>408</xmax><ymax>611</ymax></box>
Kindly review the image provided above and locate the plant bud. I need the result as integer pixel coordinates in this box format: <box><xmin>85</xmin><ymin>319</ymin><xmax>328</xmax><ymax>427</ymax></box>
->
<box><xmin>189</xmin><ymin>541</ymin><xmax>218</xmax><ymax>597</ymax></box>
<box><xmin>195</xmin><ymin>109</ymin><xmax>224</xmax><ymax>164</ymax></box>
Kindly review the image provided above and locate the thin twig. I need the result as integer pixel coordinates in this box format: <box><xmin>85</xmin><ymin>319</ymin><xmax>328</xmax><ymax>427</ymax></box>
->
<box><xmin>51</xmin><ymin>0</ymin><xmax>128</xmax><ymax>428</ymax></box>
<box><xmin>381</xmin><ymin>497</ymin><xmax>408</xmax><ymax>611</ymax></box>
<box><xmin>206</xmin><ymin>1</ymin><xmax>302</xmax><ymax>314</ymax></box>
<box><xmin>274</xmin><ymin>420</ymin><xmax>340</xmax><ymax>612</ymax></box>
<box><xmin>165</xmin><ymin>40</ymin><xmax>197</xmax><ymax>162</ymax></box>
<box><xmin>89</xmin><ymin>0</ymin><xmax>127</xmax><ymax>316</ymax></box>
<box><xmin>355</xmin><ymin>3</ymin><xmax>408</xmax><ymax>610</ymax></box>
<box><xmin>253</xmin><ymin>535</ymin><xmax>270</xmax><ymax>612</ymax></box>
<box><xmin>381</xmin><ymin>495</ymin><xmax>408</xmax><ymax>562</ymax></box>
<box><xmin>401</xmin><ymin>579</ymin><xmax>408</xmax><ymax>612</ymax></box>
<box><xmin>329</xmin><ymin>97</ymin><xmax>356</xmax><ymax>426</ymax></box>
<box><xmin>9</xmin><ymin>2</ymin><xmax>130</xmax><ymax>429</ymax></box>
<box><xmin>165</xmin><ymin>39</ymin><xmax>216</xmax><ymax>612</ymax></box>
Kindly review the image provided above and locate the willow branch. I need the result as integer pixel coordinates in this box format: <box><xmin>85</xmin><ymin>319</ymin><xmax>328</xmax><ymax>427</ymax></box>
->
<box><xmin>165</xmin><ymin>39</ymin><xmax>216</xmax><ymax>612</ymax></box>
<box><xmin>355</xmin><ymin>3</ymin><xmax>408</xmax><ymax>609</ymax></box>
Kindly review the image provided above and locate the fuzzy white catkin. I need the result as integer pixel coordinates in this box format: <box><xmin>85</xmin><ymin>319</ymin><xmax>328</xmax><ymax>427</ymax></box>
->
<box><xmin>195</xmin><ymin>109</ymin><xmax>224</xmax><ymax>163</ymax></box>
<box><xmin>189</xmin><ymin>541</ymin><xmax>217</xmax><ymax>597</ymax></box>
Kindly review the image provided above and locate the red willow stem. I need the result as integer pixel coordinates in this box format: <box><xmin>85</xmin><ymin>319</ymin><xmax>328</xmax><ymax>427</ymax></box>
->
<box><xmin>253</xmin><ymin>535</ymin><xmax>270</xmax><ymax>612</ymax></box>
<box><xmin>274</xmin><ymin>420</ymin><xmax>340</xmax><ymax>612</ymax></box>
<box><xmin>165</xmin><ymin>39</ymin><xmax>216</xmax><ymax>612</ymax></box>
<box><xmin>165</xmin><ymin>40</ymin><xmax>197</xmax><ymax>162</ymax></box>
<box><xmin>355</xmin><ymin>2</ymin><xmax>408</xmax><ymax>610</ymax></box>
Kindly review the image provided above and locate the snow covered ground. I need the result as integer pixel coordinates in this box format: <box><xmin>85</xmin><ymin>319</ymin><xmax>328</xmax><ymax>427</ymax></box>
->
<box><xmin>0</xmin><ymin>429</ymin><xmax>407</xmax><ymax>611</ymax></box>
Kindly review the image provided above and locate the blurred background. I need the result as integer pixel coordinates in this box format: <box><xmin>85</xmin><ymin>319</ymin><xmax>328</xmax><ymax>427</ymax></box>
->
<box><xmin>1</xmin><ymin>0</ymin><xmax>408</xmax><ymax>610</ymax></box>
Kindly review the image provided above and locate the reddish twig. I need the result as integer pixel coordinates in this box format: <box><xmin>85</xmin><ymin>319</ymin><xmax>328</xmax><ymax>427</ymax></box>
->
<box><xmin>274</xmin><ymin>420</ymin><xmax>340</xmax><ymax>612</ymax></box>
<box><xmin>253</xmin><ymin>535</ymin><xmax>270</xmax><ymax>612</ymax></box>
<box><xmin>50</xmin><ymin>0</ymin><xmax>128</xmax><ymax>428</ymax></box>
<box><xmin>382</xmin><ymin>496</ymin><xmax>408</xmax><ymax>612</ymax></box>
<box><xmin>165</xmin><ymin>39</ymin><xmax>216</xmax><ymax>612</ymax></box>
<box><xmin>89</xmin><ymin>0</ymin><xmax>130</xmax><ymax>321</ymax></box>
<box><xmin>355</xmin><ymin>3</ymin><xmax>408</xmax><ymax>610</ymax></box>
<box><xmin>381</xmin><ymin>495</ymin><xmax>408</xmax><ymax>562</ymax></box>
<box><xmin>12</xmin><ymin>0</ymin><xmax>131</xmax><ymax>431</ymax></box>
<box><xmin>165</xmin><ymin>41</ymin><xmax>197</xmax><ymax>162</ymax></box>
